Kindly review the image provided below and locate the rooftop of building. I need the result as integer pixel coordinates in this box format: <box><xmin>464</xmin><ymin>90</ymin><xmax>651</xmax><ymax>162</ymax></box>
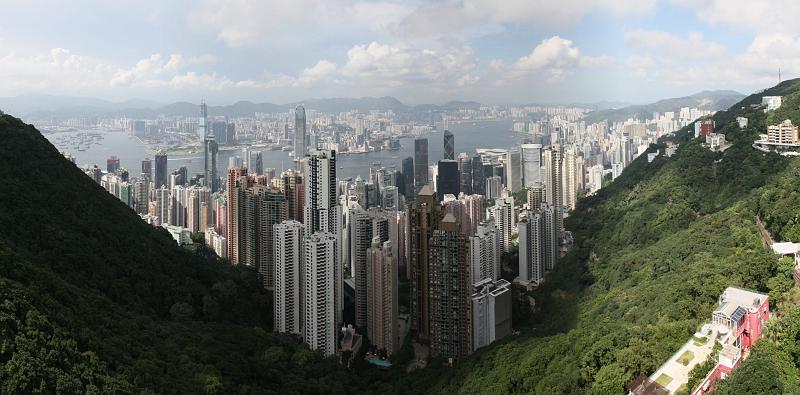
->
<box><xmin>716</xmin><ymin>286</ymin><xmax>768</xmax><ymax>313</ymax></box>
<box><xmin>772</xmin><ymin>242</ymin><xmax>800</xmax><ymax>255</ymax></box>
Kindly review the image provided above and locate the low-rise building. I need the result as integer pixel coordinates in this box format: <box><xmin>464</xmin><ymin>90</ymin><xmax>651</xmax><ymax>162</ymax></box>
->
<box><xmin>693</xmin><ymin>287</ymin><xmax>769</xmax><ymax>394</ymax></box>
<box><xmin>767</xmin><ymin>119</ymin><xmax>798</xmax><ymax>145</ymax></box>
<box><xmin>736</xmin><ymin>116</ymin><xmax>748</xmax><ymax>129</ymax></box>
<box><xmin>762</xmin><ymin>95</ymin><xmax>782</xmax><ymax>112</ymax></box>
<box><xmin>162</xmin><ymin>224</ymin><xmax>192</xmax><ymax>245</ymax></box>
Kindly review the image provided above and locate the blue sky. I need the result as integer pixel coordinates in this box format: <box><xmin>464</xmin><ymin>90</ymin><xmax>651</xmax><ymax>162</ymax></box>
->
<box><xmin>0</xmin><ymin>0</ymin><xmax>797</xmax><ymax>105</ymax></box>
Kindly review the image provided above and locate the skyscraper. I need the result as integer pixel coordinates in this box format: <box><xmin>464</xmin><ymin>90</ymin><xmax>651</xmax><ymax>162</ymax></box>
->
<box><xmin>518</xmin><ymin>211</ymin><xmax>544</xmax><ymax>285</ymax></box>
<box><xmin>428</xmin><ymin>213</ymin><xmax>471</xmax><ymax>360</ymax></box>
<box><xmin>301</xmin><ymin>149</ymin><xmax>342</xmax><ymax>327</ymax></box>
<box><xmin>471</xmin><ymin>278</ymin><xmax>511</xmax><ymax>352</ymax></box>
<box><xmin>471</xmin><ymin>155</ymin><xmax>485</xmax><ymax>196</ymax></box>
<box><xmin>527</xmin><ymin>183</ymin><xmax>545</xmax><ymax>210</ymax></box>
<box><xmin>470</xmin><ymin>219</ymin><xmax>500</xmax><ymax>283</ymax></box>
<box><xmin>133</xmin><ymin>178</ymin><xmax>150</xmax><ymax>215</ymax></box>
<box><xmin>382</xmin><ymin>186</ymin><xmax>399</xmax><ymax>210</ymax></box>
<box><xmin>366</xmin><ymin>237</ymin><xmax>399</xmax><ymax>356</ymax></box>
<box><xmin>303</xmin><ymin>150</ymin><xmax>338</xmax><ymax>234</ymax></box>
<box><xmin>107</xmin><ymin>156</ymin><xmax>120</xmax><ymax>173</ymax></box>
<box><xmin>226</xmin><ymin>166</ymin><xmax>249</xmax><ymax>264</ymax></box>
<box><xmin>248</xmin><ymin>150</ymin><xmax>263</xmax><ymax>176</ymax></box>
<box><xmin>414</xmin><ymin>138</ymin><xmax>428</xmax><ymax>193</ymax></box>
<box><xmin>441</xmin><ymin>193</ymin><xmax>483</xmax><ymax>237</ymax></box>
<box><xmin>350</xmin><ymin>208</ymin><xmax>371</xmax><ymax>327</ymax></box>
<box><xmin>409</xmin><ymin>186</ymin><xmax>443</xmax><ymax>340</ymax></box>
<box><xmin>350</xmin><ymin>208</ymin><xmax>389</xmax><ymax>329</ymax></box>
<box><xmin>274</xmin><ymin>220</ymin><xmax>304</xmax><ymax>335</ymax></box>
<box><xmin>212</xmin><ymin>120</ymin><xmax>228</xmax><ymax>145</ymax></box>
<box><xmin>521</xmin><ymin>144</ymin><xmax>542</xmax><ymax>188</ymax></box>
<box><xmin>402</xmin><ymin>157</ymin><xmax>414</xmax><ymax>201</ymax></box>
<box><xmin>200</xmin><ymin>100</ymin><xmax>218</xmax><ymax>192</ymax></box>
<box><xmin>544</xmin><ymin>144</ymin><xmax>564</xmax><ymax>240</ymax></box>
<box><xmin>141</xmin><ymin>157</ymin><xmax>152</xmax><ymax>179</ymax></box>
<box><xmin>562</xmin><ymin>147</ymin><xmax>578</xmax><ymax>211</ymax></box>
<box><xmin>436</xmin><ymin>159</ymin><xmax>460</xmax><ymax>201</ymax></box>
<box><xmin>294</xmin><ymin>105</ymin><xmax>307</xmax><ymax>159</ymax></box>
<box><xmin>155</xmin><ymin>186</ymin><xmax>170</xmax><ymax>225</ymax></box>
<box><xmin>506</xmin><ymin>148</ymin><xmax>522</xmax><ymax>192</ymax></box>
<box><xmin>303</xmin><ymin>232</ymin><xmax>337</xmax><ymax>357</ymax></box>
<box><xmin>249</xmin><ymin>186</ymin><xmax>288</xmax><ymax>289</ymax></box>
<box><xmin>154</xmin><ymin>151</ymin><xmax>168</xmax><ymax>189</ymax></box>
<box><xmin>540</xmin><ymin>203</ymin><xmax>557</xmax><ymax>271</ymax></box>
<box><xmin>458</xmin><ymin>153</ymin><xmax>473</xmax><ymax>195</ymax></box>
<box><xmin>489</xmin><ymin>196</ymin><xmax>514</xmax><ymax>253</ymax></box>
<box><xmin>280</xmin><ymin>169</ymin><xmax>304</xmax><ymax>222</ymax></box>
<box><xmin>443</xmin><ymin>130</ymin><xmax>454</xmax><ymax>160</ymax></box>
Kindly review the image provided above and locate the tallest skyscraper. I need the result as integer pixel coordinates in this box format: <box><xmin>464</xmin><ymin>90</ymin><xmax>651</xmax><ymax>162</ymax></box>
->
<box><xmin>294</xmin><ymin>105</ymin><xmax>308</xmax><ymax>160</ymax></box>
<box><xmin>200</xmin><ymin>100</ymin><xmax>218</xmax><ymax>192</ymax></box>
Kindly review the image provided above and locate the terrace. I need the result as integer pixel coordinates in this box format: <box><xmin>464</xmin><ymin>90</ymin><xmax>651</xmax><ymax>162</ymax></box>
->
<box><xmin>646</xmin><ymin>326</ymin><xmax>718</xmax><ymax>394</ymax></box>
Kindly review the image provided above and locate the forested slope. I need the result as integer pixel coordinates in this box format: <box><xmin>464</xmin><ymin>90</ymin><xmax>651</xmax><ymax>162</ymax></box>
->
<box><xmin>420</xmin><ymin>80</ymin><xmax>800</xmax><ymax>393</ymax></box>
<box><xmin>0</xmin><ymin>115</ymin><xmax>372</xmax><ymax>394</ymax></box>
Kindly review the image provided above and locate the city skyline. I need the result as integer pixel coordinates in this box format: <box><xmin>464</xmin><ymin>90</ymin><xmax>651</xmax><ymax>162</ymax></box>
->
<box><xmin>1</xmin><ymin>1</ymin><xmax>797</xmax><ymax>105</ymax></box>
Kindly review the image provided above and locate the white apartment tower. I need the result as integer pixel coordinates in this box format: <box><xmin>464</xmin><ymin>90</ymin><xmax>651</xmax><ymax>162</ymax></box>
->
<box><xmin>472</xmin><ymin>278</ymin><xmax>512</xmax><ymax>351</ymax></box>
<box><xmin>303</xmin><ymin>150</ymin><xmax>339</xmax><ymax>234</ymax></box>
<box><xmin>518</xmin><ymin>211</ymin><xmax>544</xmax><ymax>285</ymax></box>
<box><xmin>520</xmin><ymin>144</ymin><xmax>542</xmax><ymax>188</ymax></box>
<box><xmin>274</xmin><ymin>220</ymin><xmax>304</xmax><ymax>335</ymax></box>
<box><xmin>562</xmin><ymin>147</ymin><xmax>578</xmax><ymax>211</ymax></box>
<box><xmin>489</xmin><ymin>195</ymin><xmax>514</xmax><ymax>254</ymax></box>
<box><xmin>544</xmin><ymin>145</ymin><xmax>564</xmax><ymax>241</ymax></box>
<box><xmin>303</xmin><ymin>232</ymin><xmax>337</xmax><ymax>357</ymax></box>
<box><xmin>470</xmin><ymin>219</ymin><xmax>501</xmax><ymax>283</ymax></box>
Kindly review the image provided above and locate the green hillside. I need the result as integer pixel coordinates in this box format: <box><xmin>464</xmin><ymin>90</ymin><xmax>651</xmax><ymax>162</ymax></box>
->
<box><xmin>0</xmin><ymin>115</ymin><xmax>376</xmax><ymax>394</ymax></box>
<box><xmin>417</xmin><ymin>80</ymin><xmax>800</xmax><ymax>393</ymax></box>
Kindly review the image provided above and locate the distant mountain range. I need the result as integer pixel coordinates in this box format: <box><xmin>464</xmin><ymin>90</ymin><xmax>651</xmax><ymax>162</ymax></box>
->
<box><xmin>0</xmin><ymin>91</ymin><xmax>746</xmax><ymax>122</ymax></box>
<box><xmin>0</xmin><ymin>94</ymin><xmax>483</xmax><ymax>119</ymax></box>
<box><xmin>582</xmin><ymin>90</ymin><xmax>745</xmax><ymax>123</ymax></box>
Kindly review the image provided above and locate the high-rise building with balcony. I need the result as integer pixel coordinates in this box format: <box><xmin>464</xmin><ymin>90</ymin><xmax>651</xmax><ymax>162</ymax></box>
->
<box><xmin>366</xmin><ymin>237</ymin><xmax>399</xmax><ymax>356</ymax></box>
<box><xmin>274</xmin><ymin>220</ymin><xmax>304</xmax><ymax>335</ymax></box>
<box><xmin>429</xmin><ymin>213</ymin><xmax>471</xmax><ymax>360</ymax></box>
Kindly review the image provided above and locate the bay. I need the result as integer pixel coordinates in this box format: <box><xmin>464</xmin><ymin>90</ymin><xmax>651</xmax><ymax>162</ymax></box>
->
<box><xmin>44</xmin><ymin>119</ymin><xmax>523</xmax><ymax>180</ymax></box>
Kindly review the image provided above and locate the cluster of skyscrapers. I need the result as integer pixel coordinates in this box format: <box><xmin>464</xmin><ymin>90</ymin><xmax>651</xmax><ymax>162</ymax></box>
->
<box><xmin>82</xmin><ymin>101</ymin><xmax>597</xmax><ymax>363</ymax></box>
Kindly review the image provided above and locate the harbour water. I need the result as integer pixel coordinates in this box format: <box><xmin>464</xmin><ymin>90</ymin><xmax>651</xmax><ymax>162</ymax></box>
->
<box><xmin>44</xmin><ymin>119</ymin><xmax>523</xmax><ymax>180</ymax></box>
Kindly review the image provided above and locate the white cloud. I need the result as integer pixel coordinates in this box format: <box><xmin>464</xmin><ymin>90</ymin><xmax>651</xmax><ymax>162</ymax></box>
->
<box><xmin>399</xmin><ymin>0</ymin><xmax>657</xmax><ymax>38</ymax></box>
<box><xmin>493</xmin><ymin>36</ymin><xmax>611</xmax><ymax>82</ymax></box>
<box><xmin>624</xmin><ymin>55</ymin><xmax>655</xmax><ymax>78</ymax></box>
<box><xmin>0</xmin><ymin>48</ymin><xmax>277</xmax><ymax>96</ymax></box>
<box><xmin>623</xmin><ymin>32</ymin><xmax>800</xmax><ymax>89</ymax></box>
<box><xmin>624</xmin><ymin>30</ymin><xmax>726</xmax><ymax>59</ymax></box>
<box><xmin>295</xmin><ymin>60</ymin><xmax>338</xmax><ymax>87</ymax></box>
<box><xmin>0</xmin><ymin>48</ymin><xmax>115</xmax><ymax>94</ymax></box>
<box><xmin>341</xmin><ymin>42</ymin><xmax>479</xmax><ymax>89</ymax></box>
<box><xmin>192</xmin><ymin>0</ymin><xmax>415</xmax><ymax>48</ymax></box>
<box><xmin>674</xmin><ymin>0</ymin><xmax>800</xmax><ymax>35</ymax></box>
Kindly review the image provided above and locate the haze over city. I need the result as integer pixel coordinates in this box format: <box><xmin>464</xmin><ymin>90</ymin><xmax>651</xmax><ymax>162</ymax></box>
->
<box><xmin>1</xmin><ymin>0</ymin><xmax>797</xmax><ymax>104</ymax></box>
